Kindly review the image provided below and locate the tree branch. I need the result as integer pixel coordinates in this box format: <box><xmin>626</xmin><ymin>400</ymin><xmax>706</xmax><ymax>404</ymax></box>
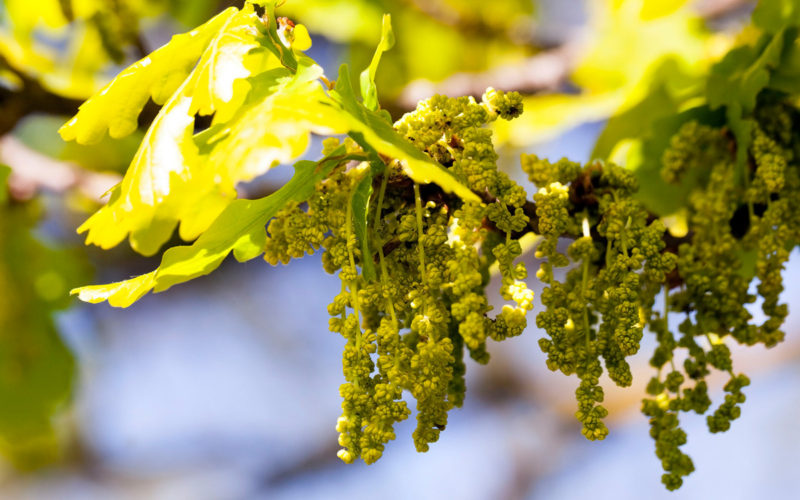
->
<box><xmin>395</xmin><ymin>0</ymin><xmax>755</xmax><ymax>112</ymax></box>
<box><xmin>397</xmin><ymin>42</ymin><xmax>580</xmax><ymax>111</ymax></box>
<box><xmin>396</xmin><ymin>0</ymin><xmax>537</xmax><ymax>45</ymax></box>
<box><xmin>0</xmin><ymin>136</ymin><xmax>120</xmax><ymax>202</ymax></box>
<box><xmin>695</xmin><ymin>0</ymin><xmax>754</xmax><ymax>19</ymax></box>
<box><xmin>0</xmin><ymin>55</ymin><xmax>84</xmax><ymax>137</ymax></box>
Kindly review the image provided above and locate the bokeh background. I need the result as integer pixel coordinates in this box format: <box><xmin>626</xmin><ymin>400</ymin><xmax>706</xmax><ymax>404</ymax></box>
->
<box><xmin>2</xmin><ymin>0</ymin><xmax>799</xmax><ymax>498</ymax></box>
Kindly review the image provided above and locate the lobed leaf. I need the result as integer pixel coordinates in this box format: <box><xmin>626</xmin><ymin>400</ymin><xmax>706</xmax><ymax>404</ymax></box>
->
<box><xmin>67</xmin><ymin>1</ymin><xmax>482</xmax><ymax>259</ymax></box>
<box><xmin>351</xmin><ymin>170</ymin><xmax>376</xmax><ymax>281</ymax></box>
<box><xmin>360</xmin><ymin>14</ymin><xmax>395</xmax><ymax>112</ymax></box>
<box><xmin>185</xmin><ymin>7</ymin><xmax>274</xmax><ymax>120</ymax></box>
<box><xmin>71</xmin><ymin>5</ymin><xmax>320</xmax><ymax>255</ymax></box>
<box><xmin>153</xmin><ymin>149</ymin><xmax>349</xmax><ymax>293</ymax></box>
<box><xmin>753</xmin><ymin>0</ymin><xmax>800</xmax><ymax>34</ymax></box>
<box><xmin>591</xmin><ymin>59</ymin><xmax>691</xmax><ymax>161</ymax></box>
<box><xmin>769</xmin><ymin>34</ymin><xmax>800</xmax><ymax>93</ymax></box>
<box><xmin>73</xmin><ymin>271</ymin><xmax>157</xmax><ymax>308</ymax></box>
<box><xmin>58</xmin><ymin>7</ymin><xmax>240</xmax><ymax>144</ymax></box>
<box><xmin>71</xmin><ymin>148</ymin><xmax>351</xmax><ymax>306</ymax></box>
<box><xmin>707</xmin><ymin>30</ymin><xmax>787</xmax><ymax>116</ymax></box>
<box><xmin>330</xmin><ymin>65</ymin><xmax>479</xmax><ymax>202</ymax></box>
<box><xmin>75</xmin><ymin>92</ymin><xmax>213</xmax><ymax>256</ymax></box>
<box><xmin>202</xmin><ymin>58</ymin><xmax>350</xmax><ymax>186</ymax></box>
<box><xmin>707</xmin><ymin>28</ymin><xmax>792</xmax><ymax>179</ymax></box>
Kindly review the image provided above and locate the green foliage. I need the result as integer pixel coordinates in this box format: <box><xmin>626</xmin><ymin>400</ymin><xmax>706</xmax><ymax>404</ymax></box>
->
<box><xmin>58</xmin><ymin>7</ymin><xmax>243</xmax><ymax>143</ymax></box>
<box><xmin>753</xmin><ymin>0</ymin><xmax>800</xmax><ymax>33</ymax></box>
<box><xmin>278</xmin><ymin>0</ymin><xmax>535</xmax><ymax>101</ymax></box>
<box><xmin>0</xmin><ymin>176</ymin><xmax>87</xmax><ymax>468</ymax></box>
<box><xmin>0</xmin><ymin>0</ymin><xmax>221</xmax><ymax>99</ymax></box>
<box><xmin>360</xmin><ymin>14</ymin><xmax>395</xmax><ymax>113</ymax></box>
<box><xmin>493</xmin><ymin>0</ymin><xmax>709</xmax><ymax>147</ymax></box>
<box><xmin>62</xmin><ymin>1</ymin><xmax>474</xmax><ymax>260</ymax></box>
<box><xmin>63</xmin><ymin>0</ymin><xmax>800</xmax><ymax>491</ymax></box>
<box><xmin>329</xmin><ymin>66</ymin><xmax>479</xmax><ymax>201</ymax></box>
<box><xmin>0</xmin><ymin>165</ymin><xmax>9</xmax><ymax>204</ymax></box>
<box><xmin>350</xmin><ymin>170</ymin><xmax>376</xmax><ymax>281</ymax></box>
<box><xmin>63</xmin><ymin>5</ymin><xmax>275</xmax><ymax>255</ymax></box>
<box><xmin>260</xmin><ymin>91</ymin><xmax>531</xmax><ymax>463</ymax></box>
<box><xmin>75</xmin><ymin>147</ymin><xmax>355</xmax><ymax>306</ymax></box>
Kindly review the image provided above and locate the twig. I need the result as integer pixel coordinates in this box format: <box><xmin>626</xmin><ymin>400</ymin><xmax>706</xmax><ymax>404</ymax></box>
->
<box><xmin>695</xmin><ymin>0</ymin><xmax>754</xmax><ymax>19</ymax></box>
<box><xmin>395</xmin><ymin>0</ymin><xmax>754</xmax><ymax>112</ymax></box>
<box><xmin>0</xmin><ymin>55</ymin><xmax>84</xmax><ymax>137</ymax></box>
<box><xmin>398</xmin><ymin>42</ymin><xmax>581</xmax><ymax>111</ymax></box>
<box><xmin>0</xmin><ymin>136</ymin><xmax>120</xmax><ymax>202</ymax></box>
<box><xmin>397</xmin><ymin>0</ymin><xmax>537</xmax><ymax>45</ymax></box>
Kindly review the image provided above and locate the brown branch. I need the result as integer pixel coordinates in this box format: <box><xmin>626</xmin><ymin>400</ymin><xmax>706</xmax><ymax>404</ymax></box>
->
<box><xmin>0</xmin><ymin>136</ymin><xmax>120</xmax><ymax>202</ymax></box>
<box><xmin>395</xmin><ymin>0</ymin><xmax>755</xmax><ymax>112</ymax></box>
<box><xmin>376</xmin><ymin>162</ymin><xmax>697</xmax><ymax>286</ymax></box>
<box><xmin>397</xmin><ymin>42</ymin><xmax>580</xmax><ymax>111</ymax></box>
<box><xmin>695</xmin><ymin>0</ymin><xmax>754</xmax><ymax>19</ymax></box>
<box><xmin>396</xmin><ymin>0</ymin><xmax>538</xmax><ymax>46</ymax></box>
<box><xmin>0</xmin><ymin>55</ymin><xmax>84</xmax><ymax>137</ymax></box>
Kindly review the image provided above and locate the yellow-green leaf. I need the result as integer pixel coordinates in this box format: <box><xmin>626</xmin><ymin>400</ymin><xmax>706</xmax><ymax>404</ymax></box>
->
<box><xmin>71</xmin><ymin>148</ymin><xmax>351</xmax><ymax>307</ymax></box>
<box><xmin>351</xmin><ymin>170</ymin><xmax>376</xmax><ymax>281</ymax></box>
<box><xmin>154</xmin><ymin>150</ymin><xmax>349</xmax><ymax>292</ymax></box>
<box><xmin>72</xmin><ymin>6</ymin><xmax>285</xmax><ymax>255</ymax></box>
<box><xmin>185</xmin><ymin>7</ymin><xmax>272</xmax><ymax>120</ymax></box>
<box><xmin>58</xmin><ymin>7</ymin><xmax>239</xmax><ymax>144</ymax></box>
<box><xmin>76</xmin><ymin>92</ymin><xmax>205</xmax><ymax>256</ymax></box>
<box><xmin>203</xmin><ymin>58</ymin><xmax>350</xmax><ymax>184</ymax></box>
<box><xmin>72</xmin><ymin>271</ymin><xmax>157</xmax><ymax>308</ymax></box>
<box><xmin>330</xmin><ymin>65</ymin><xmax>479</xmax><ymax>202</ymax></box>
<box><xmin>360</xmin><ymin>14</ymin><xmax>394</xmax><ymax>111</ymax></box>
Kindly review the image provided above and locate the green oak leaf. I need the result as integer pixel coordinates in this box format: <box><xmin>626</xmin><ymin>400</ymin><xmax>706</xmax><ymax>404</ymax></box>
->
<box><xmin>629</xmin><ymin>105</ymin><xmax>725</xmax><ymax>216</ymax></box>
<box><xmin>707</xmin><ymin>30</ymin><xmax>787</xmax><ymax>116</ymax></box>
<box><xmin>71</xmin><ymin>147</ymin><xmax>353</xmax><ymax>307</ymax></box>
<box><xmin>329</xmin><ymin>65</ymin><xmax>479</xmax><ymax>202</ymax></box>
<box><xmin>767</xmin><ymin>29</ymin><xmax>800</xmax><ymax>93</ymax></box>
<box><xmin>592</xmin><ymin>59</ymin><xmax>692</xmax><ymax>161</ymax></box>
<box><xmin>73</xmin><ymin>271</ymin><xmax>158</xmax><ymax>308</ymax></box>
<box><xmin>753</xmin><ymin>0</ymin><xmax>800</xmax><ymax>33</ymax></box>
<box><xmin>58</xmin><ymin>7</ymin><xmax>240</xmax><ymax>144</ymax></box>
<box><xmin>200</xmin><ymin>58</ymin><xmax>350</xmax><ymax>190</ymax></box>
<box><xmin>69</xmin><ymin>2</ymin><xmax>479</xmax><ymax>302</ymax></box>
<box><xmin>360</xmin><ymin>14</ymin><xmax>395</xmax><ymax>112</ymax></box>
<box><xmin>351</xmin><ymin>170</ymin><xmax>376</xmax><ymax>281</ymax></box>
<box><xmin>69</xmin><ymin>4</ymin><xmax>327</xmax><ymax>256</ymax></box>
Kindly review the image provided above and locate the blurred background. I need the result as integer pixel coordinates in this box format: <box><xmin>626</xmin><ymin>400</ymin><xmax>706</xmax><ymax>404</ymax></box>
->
<box><xmin>2</xmin><ymin>0</ymin><xmax>799</xmax><ymax>498</ymax></box>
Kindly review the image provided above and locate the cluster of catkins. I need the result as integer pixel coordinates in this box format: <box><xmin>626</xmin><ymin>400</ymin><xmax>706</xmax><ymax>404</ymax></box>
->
<box><xmin>640</xmin><ymin>96</ymin><xmax>800</xmax><ymax>489</ymax></box>
<box><xmin>263</xmin><ymin>87</ymin><xmax>799</xmax><ymax>489</ymax></box>
<box><xmin>519</xmin><ymin>94</ymin><xmax>800</xmax><ymax>490</ymax></box>
<box><xmin>521</xmin><ymin>154</ymin><xmax>678</xmax><ymax>447</ymax></box>
<box><xmin>263</xmin><ymin>89</ymin><xmax>533</xmax><ymax>464</ymax></box>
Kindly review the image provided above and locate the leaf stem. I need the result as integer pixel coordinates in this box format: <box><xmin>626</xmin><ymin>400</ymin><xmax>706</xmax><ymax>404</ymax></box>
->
<box><xmin>413</xmin><ymin>183</ymin><xmax>427</xmax><ymax>283</ymax></box>
<box><xmin>581</xmin><ymin>215</ymin><xmax>591</xmax><ymax>350</ymax></box>
<box><xmin>376</xmin><ymin>174</ymin><xmax>398</xmax><ymax>328</ymax></box>
<box><xmin>345</xmin><ymin>193</ymin><xmax>362</xmax><ymax>352</ymax></box>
